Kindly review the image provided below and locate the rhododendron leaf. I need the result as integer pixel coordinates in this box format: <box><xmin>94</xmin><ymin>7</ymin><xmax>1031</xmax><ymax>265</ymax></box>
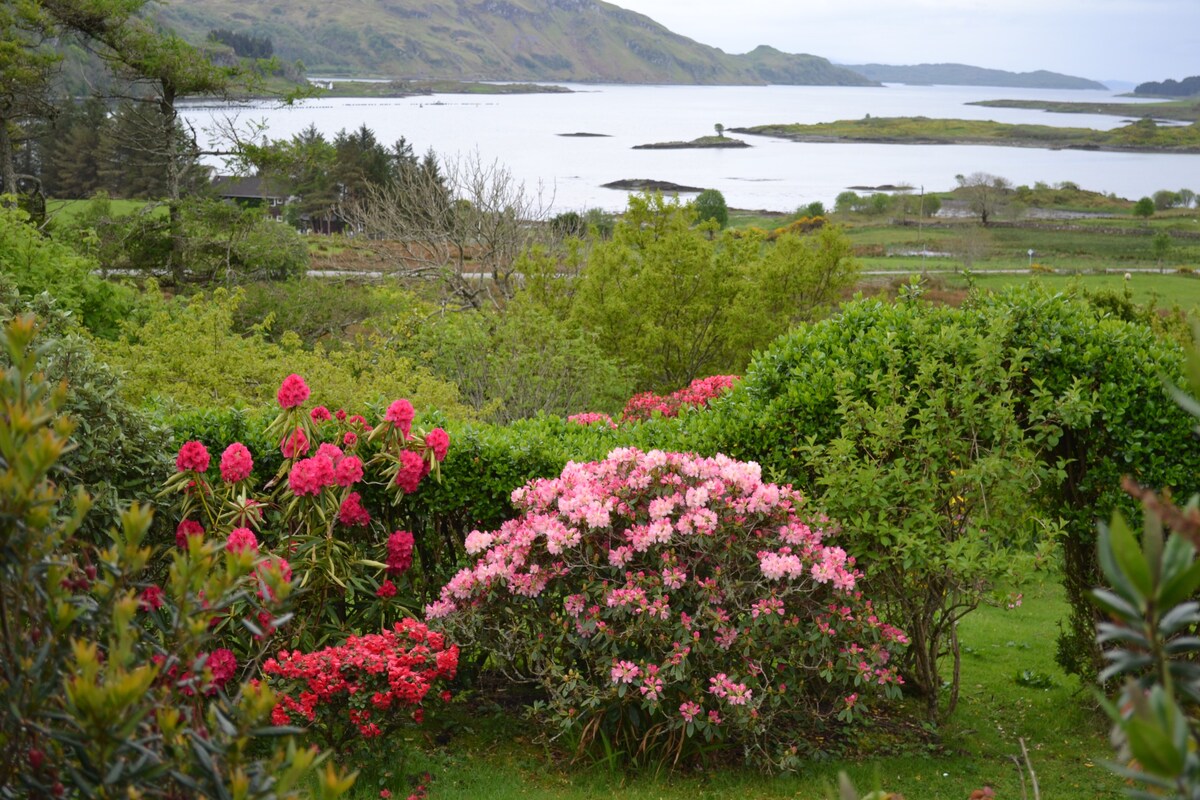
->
<box><xmin>356</xmin><ymin>560</ymin><xmax>388</xmax><ymax>569</ymax></box>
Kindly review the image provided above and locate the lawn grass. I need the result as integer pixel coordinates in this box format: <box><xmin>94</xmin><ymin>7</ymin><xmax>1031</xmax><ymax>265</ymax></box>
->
<box><xmin>44</xmin><ymin>197</ymin><xmax>165</xmax><ymax>225</ymax></box>
<box><xmin>342</xmin><ymin>575</ymin><xmax>1124</xmax><ymax>800</ymax></box>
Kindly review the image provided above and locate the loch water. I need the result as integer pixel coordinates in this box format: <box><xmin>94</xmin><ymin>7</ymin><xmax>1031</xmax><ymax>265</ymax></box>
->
<box><xmin>181</xmin><ymin>83</ymin><xmax>1198</xmax><ymax>213</ymax></box>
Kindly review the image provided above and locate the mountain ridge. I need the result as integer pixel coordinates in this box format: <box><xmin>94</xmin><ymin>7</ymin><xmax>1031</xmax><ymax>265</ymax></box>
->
<box><xmin>153</xmin><ymin>0</ymin><xmax>875</xmax><ymax>86</ymax></box>
<box><xmin>840</xmin><ymin>62</ymin><xmax>1105</xmax><ymax>90</ymax></box>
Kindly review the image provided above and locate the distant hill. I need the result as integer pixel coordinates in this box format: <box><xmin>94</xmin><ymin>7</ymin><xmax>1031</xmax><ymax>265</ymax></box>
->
<box><xmin>152</xmin><ymin>0</ymin><xmax>875</xmax><ymax>86</ymax></box>
<box><xmin>840</xmin><ymin>63</ymin><xmax>1105</xmax><ymax>90</ymax></box>
<box><xmin>1134</xmin><ymin>76</ymin><xmax>1200</xmax><ymax>97</ymax></box>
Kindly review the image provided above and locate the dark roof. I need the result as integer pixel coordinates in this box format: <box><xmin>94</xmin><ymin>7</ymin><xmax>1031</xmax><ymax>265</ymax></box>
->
<box><xmin>211</xmin><ymin>174</ymin><xmax>290</xmax><ymax>199</ymax></box>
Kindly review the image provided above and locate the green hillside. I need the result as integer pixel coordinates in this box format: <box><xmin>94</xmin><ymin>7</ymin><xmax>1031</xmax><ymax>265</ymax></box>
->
<box><xmin>152</xmin><ymin>0</ymin><xmax>876</xmax><ymax>85</ymax></box>
<box><xmin>841</xmin><ymin>62</ymin><xmax>1105</xmax><ymax>90</ymax></box>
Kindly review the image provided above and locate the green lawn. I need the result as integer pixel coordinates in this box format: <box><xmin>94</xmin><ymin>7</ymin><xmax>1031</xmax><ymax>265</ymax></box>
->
<box><xmin>45</xmin><ymin>197</ymin><xmax>166</xmax><ymax>225</ymax></box>
<box><xmin>343</xmin><ymin>575</ymin><xmax>1122</xmax><ymax>800</ymax></box>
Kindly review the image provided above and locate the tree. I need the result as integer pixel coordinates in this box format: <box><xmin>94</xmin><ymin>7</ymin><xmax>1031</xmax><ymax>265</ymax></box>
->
<box><xmin>1179</xmin><ymin>188</ymin><xmax>1196</xmax><ymax>209</ymax></box>
<box><xmin>1153</xmin><ymin>230</ymin><xmax>1172</xmax><ymax>272</ymax></box>
<box><xmin>1154</xmin><ymin>189</ymin><xmax>1183</xmax><ymax>211</ymax></box>
<box><xmin>955</xmin><ymin>171</ymin><xmax>1012</xmax><ymax>225</ymax></box>
<box><xmin>41</xmin><ymin>0</ymin><xmax>254</xmax><ymax>279</ymax></box>
<box><xmin>0</xmin><ymin>0</ymin><xmax>59</xmax><ymax>194</ymax></box>
<box><xmin>693</xmin><ymin>188</ymin><xmax>728</xmax><ymax>229</ymax></box>
<box><xmin>344</xmin><ymin>151</ymin><xmax>548</xmax><ymax>310</ymax></box>
<box><xmin>714</xmin><ymin>122</ymin><xmax>725</xmax><ymax>138</ymax></box>
<box><xmin>1133</xmin><ymin>196</ymin><xmax>1155</xmax><ymax>220</ymax></box>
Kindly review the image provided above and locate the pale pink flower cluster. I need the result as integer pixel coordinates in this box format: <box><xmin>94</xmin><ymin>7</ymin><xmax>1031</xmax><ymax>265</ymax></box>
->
<box><xmin>708</xmin><ymin>673</ymin><xmax>752</xmax><ymax>706</ymax></box>
<box><xmin>611</xmin><ymin>660</ymin><xmax>640</xmax><ymax>684</ymax></box>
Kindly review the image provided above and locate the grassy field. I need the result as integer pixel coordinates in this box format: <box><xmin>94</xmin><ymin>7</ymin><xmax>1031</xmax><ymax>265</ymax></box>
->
<box><xmin>970</xmin><ymin>97</ymin><xmax>1200</xmax><ymax>123</ymax></box>
<box><xmin>342</xmin><ymin>575</ymin><xmax>1122</xmax><ymax>800</ymax></box>
<box><xmin>44</xmin><ymin>197</ymin><xmax>166</xmax><ymax>225</ymax></box>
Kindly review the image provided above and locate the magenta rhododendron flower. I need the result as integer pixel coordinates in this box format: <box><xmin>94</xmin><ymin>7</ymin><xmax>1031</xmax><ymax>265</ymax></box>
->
<box><xmin>376</xmin><ymin>579</ymin><xmax>397</xmax><ymax>599</ymax></box>
<box><xmin>276</xmin><ymin>373</ymin><xmax>311</xmax><ymax>409</ymax></box>
<box><xmin>219</xmin><ymin>442</ymin><xmax>254</xmax><ymax>483</ymax></box>
<box><xmin>139</xmin><ymin>585</ymin><xmax>164</xmax><ymax>611</ymax></box>
<box><xmin>280</xmin><ymin>426</ymin><xmax>309</xmax><ymax>458</ymax></box>
<box><xmin>386</xmin><ymin>530</ymin><xmax>415</xmax><ymax>575</ymax></box>
<box><xmin>175</xmin><ymin>519</ymin><xmax>204</xmax><ymax>548</ymax></box>
<box><xmin>384</xmin><ymin>399</ymin><xmax>415</xmax><ymax>437</ymax></box>
<box><xmin>225</xmin><ymin>527</ymin><xmax>258</xmax><ymax>555</ymax></box>
<box><xmin>310</xmin><ymin>405</ymin><xmax>332</xmax><ymax>422</ymax></box>
<box><xmin>394</xmin><ymin>450</ymin><xmax>425</xmax><ymax>494</ymax></box>
<box><xmin>335</xmin><ymin>455</ymin><xmax>364</xmax><ymax>487</ymax></box>
<box><xmin>206</xmin><ymin>648</ymin><xmax>237</xmax><ymax>688</ymax></box>
<box><xmin>424</xmin><ymin>428</ymin><xmax>450</xmax><ymax>462</ymax></box>
<box><xmin>316</xmin><ymin>442</ymin><xmax>344</xmax><ymax>463</ymax></box>
<box><xmin>343</xmin><ymin>431</ymin><xmax>358</xmax><ymax>447</ymax></box>
<box><xmin>621</xmin><ymin>375</ymin><xmax>738</xmax><ymax>422</ymax></box>
<box><xmin>339</xmin><ymin>491</ymin><xmax>371</xmax><ymax>527</ymax></box>
<box><xmin>289</xmin><ymin>455</ymin><xmax>335</xmax><ymax>496</ymax></box>
<box><xmin>175</xmin><ymin>440</ymin><xmax>210</xmax><ymax>473</ymax></box>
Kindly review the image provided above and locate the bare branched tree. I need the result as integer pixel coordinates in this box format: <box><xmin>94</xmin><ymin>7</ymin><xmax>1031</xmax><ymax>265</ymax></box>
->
<box><xmin>345</xmin><ymin>152</ymin><xmax>553</xmax><ymax>310</ymax></box>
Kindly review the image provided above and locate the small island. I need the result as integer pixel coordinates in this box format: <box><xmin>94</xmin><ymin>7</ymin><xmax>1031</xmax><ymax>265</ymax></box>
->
<box><xmin>732</xmin><ymin>116</ymin><xmax>1200</xmax><ymax>153</ymax></box>
<box><xmin>968</xmin><ymin>98</ymin><xmax>1200</xmax><ymax>123</ymax></box>
<box><xmin>633</xmin><ymin>134</ymin><xmax>751</xmax><ymax>150</ymax></box>
<box><xmin>557</xmin><ymin>132</ymin><xmax>612</xmax><ymax>137</ymax></box>
<box><xmin>602</xmin><ymin>179</ymin><xmax>706</xmax><ymax>192</ymax></box>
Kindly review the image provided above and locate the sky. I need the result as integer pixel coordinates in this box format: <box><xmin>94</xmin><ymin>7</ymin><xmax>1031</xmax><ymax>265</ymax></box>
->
<box><xmin>611</xmin><ymin>0</ymin><xmax>1198</xmax><ymax>84</ymax></box>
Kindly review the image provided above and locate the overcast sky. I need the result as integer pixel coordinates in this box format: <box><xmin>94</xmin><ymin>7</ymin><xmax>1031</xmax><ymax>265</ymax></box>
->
<box><xmin>612</xmin><ymin>0</ymin><xmax>1197</xmax><ymax>84</ymax></box>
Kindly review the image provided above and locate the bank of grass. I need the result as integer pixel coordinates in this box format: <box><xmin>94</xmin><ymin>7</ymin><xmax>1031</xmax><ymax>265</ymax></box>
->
<box><xmin>344</xmin><ymin>575</ymin><xmax>1121</xmax><ymax>800</ymax></box>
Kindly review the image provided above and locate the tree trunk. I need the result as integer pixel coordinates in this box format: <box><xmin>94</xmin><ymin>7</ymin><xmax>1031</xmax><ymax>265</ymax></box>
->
<box><xmin>160</xmin><ymin>82</ymin><xmax>184</xmax><ymax>282</ymax></box>
<box><xmin>0</xmin><ymin>115</ymin><xmax>16</xmax><ymax>198</ymax></box>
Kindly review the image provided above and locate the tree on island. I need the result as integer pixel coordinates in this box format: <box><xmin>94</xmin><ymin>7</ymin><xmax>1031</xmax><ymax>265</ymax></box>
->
<box><xmin>955</xmin><ymin>172</ymin><xmax>1012</xmax><ymax>226</ymax></box>
<box><xmin>714</xmin><ymin>122</ymin><xmax>725</xmax><ymax>139</ymax></box>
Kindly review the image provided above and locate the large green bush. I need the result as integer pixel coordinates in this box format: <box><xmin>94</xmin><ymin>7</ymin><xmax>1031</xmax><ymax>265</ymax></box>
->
<box><xmin>694</xmin><ymin>285</ymin><xmax>1200</xmax><ymax>685</ymax></box>
<box><xmin>0</xmin><ymin>203</ymin><xmax>138</xmax><ymax>338</ymax></box>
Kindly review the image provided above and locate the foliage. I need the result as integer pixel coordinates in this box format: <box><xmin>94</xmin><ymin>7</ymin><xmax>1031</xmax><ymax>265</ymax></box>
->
<box><xmin>159</xmin><ymin>373</ymin><xmax>452</xmax><ymax>649</ymax></box>
<box><xmin>0</xmin><ymin>202</ymin><xmax>138</xmax><ymax>339</ymax></box>
<box><xmin>428</xmin><ymin>448</ymin><xmax>906</xmax><ymax>770</ymax></box>
<box><xmin>178</xmin><ymin>198</ymin><xmax>309</xmax><ymax>282</ymax></box>
<box><xmin>569</xmin><ymin>193</ymin><xmax>859</xmax><ymax>393</ymax></box>
<box><xmin>955</xmin><ymin>172</ymin><xmax>1014</xmax><ymax>225</ymax></box>
<box><xmin>692</xmin><ymin>285</ymin><xmax>1200</xmax><ymax>689</ymax></box>
<box><xmin>1134</xmin><ymin>75</ymin><xmax>1200</xmax><ymax>97</ymax></box>
<box><xmin>264</xmin><ymin>619</ymin><xmax>458</xmax><ymax>751</ymax></box>
<box><xmin>797</xmin><ymin>297</ymin><xmax>1055</xmax><ymax>720</ymax></box>
<box><xmin>400</xmin><ymin>293</ymin><xmax>631</xmax><ymax>424</ymax></box>
<box><xmin>0</xmin><ymin>315</ymin><xmax>354</xmax><ymax>799</ymax></box>
<box><xmin>1133</xmin><ymin>196</ymin><xmax>1156</xmax><ymax>219</ymax></box>
<box><xmin>98</xmin><ymin>288</ymin><xmax>468</xmax><ymax>416</ymax></box>
<box><xmin>621</xmin><ymin>375</ymin><xmax>738</xmax><ymax>422</ymax></box>
<box><xmin>693</xmin><ymin>189</ymin><xmax>729</xmax><ymax>229</ymax></box>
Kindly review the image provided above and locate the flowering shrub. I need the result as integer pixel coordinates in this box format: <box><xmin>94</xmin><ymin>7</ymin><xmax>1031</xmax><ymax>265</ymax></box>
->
<box><xmin>620</xmin><ymin>375</ymin><xmax>738</xmax><ymax>422</ymax></box>
<box><xmin>428</xmin><ymin>448</ymin><xmax>905</xmax><ymax>769</ymax></box>
<box><xmin>567</xmin><ymin>412</ymin><xmax>617</xmax><ymax>429</ymax></box>
<box><xmin>159</xmin><ymin>372</ymin><xmax>452</xmax><ymax>649</ymax></box>
<box><xmin>264</xmin><ymin>619</ymin><xmax>458</xmax><ymax>750</ymax></box>
<box><xmin>0</xmin><ymin>316</ymin><xmax>354</xmax><ymax>798</ymax></box>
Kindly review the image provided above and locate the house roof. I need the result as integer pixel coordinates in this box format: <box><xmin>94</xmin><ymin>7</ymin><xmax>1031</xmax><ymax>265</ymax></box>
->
<box><xmin>211</xmin><ymin>174</ymin><xmax>290</xmax><ymax>199</ymax></box>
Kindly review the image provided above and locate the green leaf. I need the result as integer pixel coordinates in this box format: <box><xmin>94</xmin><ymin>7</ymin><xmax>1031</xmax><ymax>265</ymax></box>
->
<box><xmin>1098</xmin><ymin>516</ymin><xmax>1150</xmax><ymax>608</ymax></box>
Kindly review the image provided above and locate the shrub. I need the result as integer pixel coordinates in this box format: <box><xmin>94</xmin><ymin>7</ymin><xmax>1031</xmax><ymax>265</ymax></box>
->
<box><xmin>621</xmin><ymin>375</ymin><xmax>738</xmax><ymax>421</ymax></box>
<box><xmin>427</xmin><ymin>448</ymin><xmax>906</xmax><ymax>769</ymax></box>
<box><xmin>0</xmin><ymin>202</ymin><xmax>139</xmax><ymax>339</ymax></box>
<box><xmin>159</xmin><ymin>373</ymin><xmax>453</xmax><ymax>649</ymax></box>
<box><xmin>264</xmin><ymin>618</ymin><xmax>458</xmax><ymax>750</ymax></box>
<box><xmin>693</xmin><ymin>188</ymin><xmax>728</xmax><ymax>229</ymax></box>
<box><xmin>0</xmin><ymin>315</ymin><xmax>354</xmax><ymax>799</ymax></box>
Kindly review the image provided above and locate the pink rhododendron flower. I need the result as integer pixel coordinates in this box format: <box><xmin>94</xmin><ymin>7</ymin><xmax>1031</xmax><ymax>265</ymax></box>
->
<box><xmin>425</xmin><ymin>428</ymin><xmax>450</xmax><ymax>462</ymax></box>
<box><xmin>175</xmin><ymin>440</ymin><xmax>210</xmax><ymax>473</ymax></box>
<box><xmin>219</xmin><ymin>442</ymin><xmax>253</xmax><ymax>483</ymax></box>
<box><xmin>394</xmin><ymin>450</ymin><xmax>425</xmax><ymax>494</ymax></box>
<box><xmin>386</xmin><ymin>530</ymin><xmax>415</xmax><ymax>575</ymax></box>
<box><xmin>376</xmin><ymin>579</ymin><xmax>397</xmax><ymax>599</ymax></box>
<box><xmin>610</xmin><ymin>660</ymin><xmax>640</xmax><ymax>684</ymax></box>
<box><xmin>679</xmin><ymin>701</ymin><xmax>701</xmax><ymax>722</ymax></box>
<box><xmin>225</xmin><ymin>527</ymin><xmax>258</xmax><ymax>555</ymax></box>
<box><xmin>335</xmin><ymin>455</ymin><xmax>364</xmax><ymax>486</ymax></box>
<box><xmin>385</xmin><ymin>399</ymin><xmax>415</xmax><ymax>437</ymax></box>
<box><xmin>310</xmin><ymin>405</ymin><xmax>332</xmax><ymax>422</ymax></box>
<box><xmin>257</xmin><ymin>557</ymin><xmax>292</xmax><ymax>602</ymax></box>
<box><xmin>277</xmin><ymin>374</ymin><xmax>310</xmax><ymax>409</ymax></box>
<box><xmin>343</xmin><ymin>431</ymin><xmax>358</xmax><ymax>447</ymax></box>
<box><xmin>316</xmin><ymin>442</ymin><xmax>344</xmax><ymax>463</ymax></box>
<box><xmin>280</xmin><ymin>426</ymin><xmax>309</xmax><ymax>458</ymax></box>
<box><xmin>339</xmin><ymin>492</ymin><xmax>371</xmax><ymax>527</ymax></box>
<box><xmin>567</xmin><ymin>412</ymin><xmax>617</xmax><ymax>428</ymax></box>
<box><xmin>175</xmin><ymin>519</ymin><xmax>204</xmax><ymax>548</ymax></box>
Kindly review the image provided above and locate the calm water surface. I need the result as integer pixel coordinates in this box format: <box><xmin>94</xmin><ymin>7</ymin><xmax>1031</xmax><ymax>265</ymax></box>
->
<box><xmin>182</xmin><ymin>84</ymin><xmax>1197</xmax><ymax>212</ymax></box>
